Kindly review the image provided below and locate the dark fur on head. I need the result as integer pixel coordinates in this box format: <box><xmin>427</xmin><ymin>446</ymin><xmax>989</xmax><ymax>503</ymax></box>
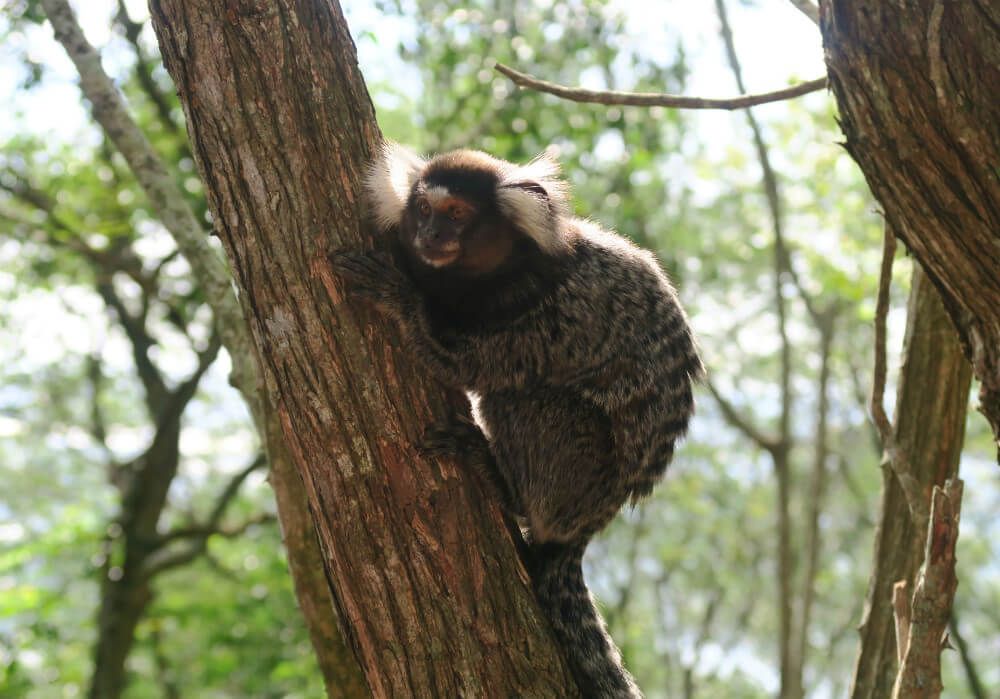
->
<box><xmin>334</xmin><ymin>142</ymin><xmax>704</xmax><ymax>699</ymax></box>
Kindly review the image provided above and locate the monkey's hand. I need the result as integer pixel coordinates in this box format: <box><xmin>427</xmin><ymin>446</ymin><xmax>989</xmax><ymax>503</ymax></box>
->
<box><xmin>421</xmin><ymin>417</ymin><xmax>524</xmax><ymax>518</ymax></box>
<box><xmin>330</xmin><ymin>250</ymin><xmax>412</xmax><ymax>316</ymax></box>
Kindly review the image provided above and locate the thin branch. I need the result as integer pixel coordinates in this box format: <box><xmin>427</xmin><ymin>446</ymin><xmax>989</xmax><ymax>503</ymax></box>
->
<box><xmin>141</xmin><ymin>512</ymin><xmax>276</xmax><ymax>579</ymax></box>
<box><xmin>714</xmin><ymin>3</ymin><xmax>799</xmax><ymax>694</ymax></box>
<box><xmin>949</xmin><ymin>610</ymin><xmax>988</xmax><ymax>699</ymax></box>
<box><xmin>715</xmin><ymin>0</ymin><xmax>826</xmax><ymax>324</ymax></box>
<box><xmin>494</xmin><ymin>62</ymin><xmax>826</xmax><ymax>111</ymax></box>
<box><xmin>157</xmin><ymin>453</ymin><xmax>267</xmax><ymax>545</ymax></box>
<box><xmin>789</xmin><ymin>0</ymin><xmax>820</xmax><ymax>26</ymax></box>
<box><xmin>705</xmin><ymin>378</ymin><xmax>780</xmax><ymax>453</ymax></box>
<box><xmin>795</xmin><ymin>315</ymin><xmax>836</xmax><ymax>679</ymax></box>
<box><xmin>870</xmin><ymin>228</ymin><xmax>897</xmax><ymax>445</ymax></box>
<box><xmin>114</xmin><ymin>0</ymin><xmax>180</xmax><ymax>134</ymax></box>
<box><xmin>870</xmin><ymin>225</ymin><xmax>929</xmax><ymax>530</ymax></box>
<box><xmin>97</xmin><ymin>280</ymin><xmax>169</xmax><ymax>411</ymax></box>
<box><xmin>40</xmin><ymin>0</ymin><xmax>261</xmax><ymax>422</ymax></box>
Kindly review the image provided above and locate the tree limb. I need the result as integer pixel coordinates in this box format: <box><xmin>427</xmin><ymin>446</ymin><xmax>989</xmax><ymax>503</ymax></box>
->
<box><xmin>141</xmin><ymin>512</ymin><xmax>277</xmax><ymax>579</ymax></box>
<box><xmin>704</xmin><ymin>379</ymin><xmax>780</xmax><ymax>453</ymax></box>
<box><xmin>949</xmin><ymin>609</ymin><xmax>988</xmax><ymax>699</ymax></box>
<box><xmin>789</xmin><ymin>0</ymin><xmax>820</xmax><ymax>26</ymax></box>
<box><xmin>157</xmin><ymin>453</ymin><xmax>267</xmax><ymax>545</ymax></box>
<box><xmin>494</xmin><ymin>62</ymin><xmax>826</xmax><ymax>111</ymax></box>
<box><xmin>97</xmin><ymin>280</ymin><xmax>169</xmax><ymax>411</ymax></box>
<box><xmin>714</xmin><ymin>3</ymin><xmax>799</xmax><ymax>695</ymax></box>
<box><xmin>114</xmin><ymin>0</ymin><xmax>181</xmax><ymax>134</ymax></box>
<box><xmin>40</xmin><ymin>0</ymin><xmax>258</xmax><ymax>414</ymax></box>
<box><xmin>870</xmin><ymin>226</ymin><xmax>929</xmax><ymax>531</ymax></box>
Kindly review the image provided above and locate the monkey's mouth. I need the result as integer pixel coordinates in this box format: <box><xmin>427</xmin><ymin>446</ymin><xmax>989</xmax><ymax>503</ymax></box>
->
<box><xmin>417</xmin><ymin>244</ymin><xmax>460</xmax><ymax>268</ymax></box>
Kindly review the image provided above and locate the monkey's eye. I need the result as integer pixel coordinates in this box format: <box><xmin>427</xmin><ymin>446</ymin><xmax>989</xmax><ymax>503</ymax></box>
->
<box><xmin>418</xmin><ymin>201</ymin><xmax>432</xmax><ymax>217</ymax></box>
<box><xmin>449</xmin><ymin>205</ymin><xmax>470</xmax><ymax>222</ymax></box>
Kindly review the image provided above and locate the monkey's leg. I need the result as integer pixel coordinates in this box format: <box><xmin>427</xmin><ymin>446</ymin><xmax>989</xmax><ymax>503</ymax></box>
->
<box><xmin>420</xmin><ymin>417</ymin><xmax>526</xmax><ymax>518</ymax></box>
<box><xmin>479</xmin><ymin>389</ymin><xmax>629</xmax><ymax>546</ymax></box>
<box><xmin>480</xmin><ymin>389</ymin><xmax>642</xmax><ymax>698</ymax></box>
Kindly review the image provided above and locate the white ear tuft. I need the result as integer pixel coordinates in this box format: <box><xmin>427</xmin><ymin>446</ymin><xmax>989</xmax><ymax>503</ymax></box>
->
<box><xmin>364</xmin><ymin>141</ymin><xmax>426</xmax><ymax>231</ymax></box>
<box><xmin>496</xmin><ymin>151</ymin><xmax>572</xmax><ymax>253</ymax></box>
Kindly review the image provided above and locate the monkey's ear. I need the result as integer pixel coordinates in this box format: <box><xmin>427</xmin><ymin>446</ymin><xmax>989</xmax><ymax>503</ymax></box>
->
<box><xmin>365</xmin><ymin>141</ymin><xmax>426</xmax><ymax>232</ymax></box>
<box><xmin>497</xmin><ymin>151</ymin><xmax>571</xmax><ymax>254</ymax></box>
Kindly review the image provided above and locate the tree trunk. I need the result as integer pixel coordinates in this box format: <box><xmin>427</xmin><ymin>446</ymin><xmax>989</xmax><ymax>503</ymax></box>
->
<box><xmin>820</xmin><ymin>0</ymin><xmax>1000</xmax><ymax>452</ymax></box>
<box><xmin>265</xmin><ymin>408</ymin><xmax>371</xmax><ymax>698</ymax></box>
<box><xmin>89</xmin><ymin>577</ymin><xmax>151</xmax><ymax>699</ymax></box>
<box><xmin>148</xmin><ymin>1</ymin><xmax>579</xmax><ymax>697</ymax></box>
<box><xmin>849</xmin><ymin>267</ymin><xmax>972</xmax><ymax>699</ymax></box>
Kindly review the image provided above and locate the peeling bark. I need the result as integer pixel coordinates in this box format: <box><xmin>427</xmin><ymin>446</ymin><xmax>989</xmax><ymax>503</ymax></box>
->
<box><xmin>148</xmin><ymin>1</ymin><xmax>579</xmax><ymax>696</ymax></box>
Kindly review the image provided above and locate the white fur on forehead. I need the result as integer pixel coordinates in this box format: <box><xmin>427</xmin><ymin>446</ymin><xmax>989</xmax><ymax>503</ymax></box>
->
<box><xmin>365</xmin><ymin>141</ymin><xmax>426</xmax><ymax>231</ymax></box>
<box><xmin>496</xmin><ymin>152</ymin><xmax>572</xmax><ymax>253</ymax></box>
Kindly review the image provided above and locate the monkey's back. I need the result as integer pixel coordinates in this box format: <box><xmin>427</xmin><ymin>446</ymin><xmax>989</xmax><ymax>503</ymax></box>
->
<box><xmin>471</xmin><ymin>219</ymin><xmax>703</xmax><ymax>516</ymax></box>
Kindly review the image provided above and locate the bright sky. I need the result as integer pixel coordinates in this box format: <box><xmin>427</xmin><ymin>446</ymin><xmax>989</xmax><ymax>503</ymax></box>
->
<box><xmin>1</xmin><ymin>0</ymin><xmax>826</xmax><ymax>138</ymax></box>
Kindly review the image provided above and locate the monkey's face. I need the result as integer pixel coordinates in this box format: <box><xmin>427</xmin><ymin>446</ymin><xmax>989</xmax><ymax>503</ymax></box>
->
<box><xmin>402</xmin><ymin>185</ymin><xmax>517</xmax><ymax>276</ymax></box>
<box><xmin>404</xmin><ymin>187</ymin><xmax>475</xmax><ymax>268</ymax></box>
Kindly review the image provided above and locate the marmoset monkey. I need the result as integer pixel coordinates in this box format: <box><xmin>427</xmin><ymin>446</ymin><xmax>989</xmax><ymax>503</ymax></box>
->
<box><xmin>332</xmin><ymin>143</ymin><xmax>703</xmax><ymax>699</ymax></box>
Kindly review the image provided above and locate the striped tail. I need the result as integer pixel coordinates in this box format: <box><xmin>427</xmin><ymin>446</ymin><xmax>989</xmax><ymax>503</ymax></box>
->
<box><xmin>531</xmin><ymin>541</ymin><xmax>643</xmax><ymax>699</ymax></box>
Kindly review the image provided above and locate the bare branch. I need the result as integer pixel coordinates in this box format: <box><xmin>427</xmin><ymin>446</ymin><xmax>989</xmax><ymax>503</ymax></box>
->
<box><xmin>789</xmin><ymin>0</ymin><xmax>820</xmax><ymax>26</ymax></box>
<box><xmin>97</xmin><ymin>280</ymin><xmax>169</xmax><ymax>411</ymax></box>
<box><xmin>949</xmin><ymin>610</ymin><xmax>989</xmax><ymax>699</ymax></box>
<box><xmin>114</xmin><ymin>0</ymin><xmax>181</xmax><ymax>134</ymax></box>
<box><xmin>870</xmin><ymin>228</ymin><xmax>897</xmax><ymax>442</ymax></box>
<box><xmin>795</xmin><ymin>316</ymin><xmax>836</xmax><ymax>678</ymax></box>
<box><xmin>141</xmin><ymin>512</ymin><xmax>276</xmax><ymax>579</ymax></box>
<box><xmin>494</xmin><ymin>62</ymin><xmax>826</xmax><ymax>111</ymax></box>
<box><xmin>158</xmin><ymin>453</ymin><xmax>267</xmax><ymax>545</ymax></box>
<box><xmin>870</xmin><ymin>225</ymin><xmax>929</xmax><ymax>530</ymax></box>
<box><xmin>705</xmin><ymin>379</ymin><xmax>780</xmax><ymax>453</ymax></box>
<box><xmin>714</xmin><ymin>3</ymin><xmax>803</xmax><ymax>693</ymax></box>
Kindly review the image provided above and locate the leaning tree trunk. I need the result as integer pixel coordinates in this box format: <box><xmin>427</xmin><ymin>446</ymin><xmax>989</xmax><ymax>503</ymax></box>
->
<box><xmin>820</xmin><ymin>0</ymin><xmax>1000</xmax><ymax>452</ymax></box>
<box><xmin>148</xmin><ymin>1</ymin><xmax>580</xmax><ymax>696</ymax></box>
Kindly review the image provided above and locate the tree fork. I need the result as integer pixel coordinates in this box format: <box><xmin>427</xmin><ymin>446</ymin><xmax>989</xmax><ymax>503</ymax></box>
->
<box><xmin>148</xmin><ymin>1</ymin><xmax>580</xmax><ymax>696</ymax></box>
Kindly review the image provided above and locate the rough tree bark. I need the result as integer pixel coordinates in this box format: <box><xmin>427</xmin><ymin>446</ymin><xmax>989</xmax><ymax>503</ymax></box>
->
<box><xmin>849</xmin><ymin>267</ymin><xmax>972</xmax><ymax>699</ymax></box>
<box><xmin>820</xmin><ymin>0</ymin><xmax>1000</xmax><ymax>452</ymax></box>
<box><xmin>148</xmin><ymin>1</ymin><xmax>580</xmax><ymax>696</ymax></box>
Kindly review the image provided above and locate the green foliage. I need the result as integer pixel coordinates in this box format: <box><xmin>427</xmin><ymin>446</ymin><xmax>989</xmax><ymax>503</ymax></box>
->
<box><xmin>0</xmin><ymin>4</ymin><xmax>321</xmax><ymax>697</ymax></box>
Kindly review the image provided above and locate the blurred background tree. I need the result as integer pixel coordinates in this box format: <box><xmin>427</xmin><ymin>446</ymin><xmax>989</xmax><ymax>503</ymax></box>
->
<box><xmin>1</xmin><ymin>0</ymin><xmax>996</xmax><ymax>697</ymax></box>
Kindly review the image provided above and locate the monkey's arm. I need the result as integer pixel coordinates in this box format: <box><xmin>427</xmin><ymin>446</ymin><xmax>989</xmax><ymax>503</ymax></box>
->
<box><xmin>330</xmin><ymin>251</ymin><xmax>536</xmax><ymax>390</ymax></box>
<box><xmin>330</xmin><ymin>250</ymin><xmax>477</xmax><ymax>384</ymax></box>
